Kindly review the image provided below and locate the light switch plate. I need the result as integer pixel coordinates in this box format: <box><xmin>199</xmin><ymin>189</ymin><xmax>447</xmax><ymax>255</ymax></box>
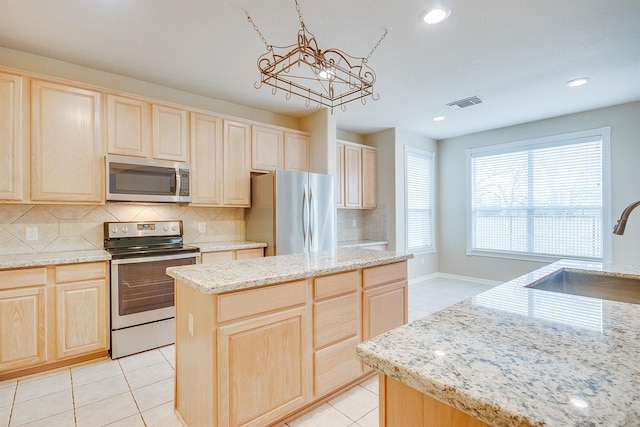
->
<box><xmin>198</xmin><ymin>222</ymin><xmax>206</xmax><ymax>233</ymax></box>
<box><xmin>26</xmin><ymin>226</ymin><xmax>38</xmax><ymax>241</ymax></box>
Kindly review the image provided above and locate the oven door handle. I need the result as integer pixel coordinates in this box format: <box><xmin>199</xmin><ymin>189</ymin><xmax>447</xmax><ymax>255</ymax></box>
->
<box><xmin>110</xmin><ymin>252</ymin><xmax>200</xmax><ymax>265</ymax></box>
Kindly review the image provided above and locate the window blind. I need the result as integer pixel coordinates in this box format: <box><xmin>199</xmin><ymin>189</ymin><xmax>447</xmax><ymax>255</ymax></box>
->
<box><xmin>406</xmin><ymin>147</ymin><xmax>434</xmax><ymax>253</ymax></box>
<box><xmin>467</xmin><ymin>128</ymin><xmax>610</xmax><ymax>261</ymax></box>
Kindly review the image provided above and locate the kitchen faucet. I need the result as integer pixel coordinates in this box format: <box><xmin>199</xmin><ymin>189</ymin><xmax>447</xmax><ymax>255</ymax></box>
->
<box><xmin>612</xmin><ymin>200</ymin><xmax>640</xmax><ymax>234</ymax></box>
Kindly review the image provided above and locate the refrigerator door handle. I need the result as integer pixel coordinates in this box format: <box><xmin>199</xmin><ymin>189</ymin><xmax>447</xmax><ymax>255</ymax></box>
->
<box><xmin>302</xmin><ymin>184</ymin><xmax>309</xmax><ymax>249</ymax></box>
<box><xmin>309</xmin><ymin>186</ymin><xmax>314</xmax><ymax>249</ymax></box>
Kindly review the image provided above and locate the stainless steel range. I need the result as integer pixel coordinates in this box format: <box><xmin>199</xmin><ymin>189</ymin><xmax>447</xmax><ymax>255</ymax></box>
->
<box><xmin>104</xmin><ymin>220</ymin><xmax>200</xmax><ymax>358</ymax></box>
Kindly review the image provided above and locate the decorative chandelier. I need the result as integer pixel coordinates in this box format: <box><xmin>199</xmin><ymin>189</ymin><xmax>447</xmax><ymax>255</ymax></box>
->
<box><xmin>246</xmin><ymin>0</ymin><xmax>387</xmax><ymax>111</ymax></box>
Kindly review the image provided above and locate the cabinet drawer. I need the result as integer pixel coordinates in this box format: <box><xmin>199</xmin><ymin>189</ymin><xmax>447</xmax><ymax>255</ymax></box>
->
<box><xmin>314</xmin><ymin>270</ymin><xmax>359</xmax><ymax>300</ymax></box>
<box><xmin>217</xmin><ymin>280</ymin><xmax>308</xmax><ymax>322</ymax></box>
<box><xmin>314</xmin><ymin>293</ymin><xmax>359</xmax><ymax>348</ymax></box>
<box><xmin>314</xmin><ymin>336</ymin><xmax>361</xmax><ymax>397</ymax></box>
<box><xmin>235</xmin><ymin>248</ymin><xmax>264</xmax><ymax>259</ymax></box>
<box><xmin>55</xmin><ymin>262</ymin><xmax>106</xmax><ymax>283</ymax></box>
<box><xmin>363</xmin><ymin>262</ymin><xmax>407</xmax><ymax>289</ymax></box>
<box><xmin>201</xmin><ymin>251</ymin><xmax>234</xmax><ymax>264</ymax></box>
<box><xmin>0</xmin><ymin>268</ymin><xmax>47</xmax><ymax>290</ymax></box>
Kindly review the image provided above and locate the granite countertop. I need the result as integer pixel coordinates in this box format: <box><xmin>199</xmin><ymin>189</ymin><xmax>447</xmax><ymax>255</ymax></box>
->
<box><xmin>167</xmin><ymin>247</ymin><xmax>413</xmax><ymax>294</ymax></box>
<box><xmin>337</xmin><ymin>239</ymin><xmax>388</xmax><ymax>249</ymax></box>
<box><xmin>0</xmin><ymin>250</ymin><xmax>111</xmax><ymax>269</ymax></box>
<box><xmin>356</xmin><ymin>259</ymin><xmax>640</xmax><ymax>426</ymax></box>
<box><xmin>191</xmin><ymin>240</ymin><xmax>267</xmax><ymax>253</ymax></box>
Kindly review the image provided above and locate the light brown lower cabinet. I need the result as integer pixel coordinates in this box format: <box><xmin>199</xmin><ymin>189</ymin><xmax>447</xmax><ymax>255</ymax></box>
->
<box><xmin>219</xmin><ymin>306</ymin><xmax>311</xmax><ymax>427</ymax></box>
<box><xmin>174</xmin><ymin>261</ymin><xmax>407</xmax><ymax>427</ymax></box>
<box><xmin>0</xmin><ymin>284</ymin><xmax>47</xmax><ymax>373</ymax></box>
<box><xmin>200</xmin><ymin>247</ymin><xmax>264</xmax><ymax>264</ymax></box>
<box><xmin>380</xmin><ymin>374</ymin><xmax>490</xmax><ymax>427</ymax></box>
<box><xmin>0</xmin><ymin>262</ymin><xmax>109</xmax><ymax>378</ymax></box>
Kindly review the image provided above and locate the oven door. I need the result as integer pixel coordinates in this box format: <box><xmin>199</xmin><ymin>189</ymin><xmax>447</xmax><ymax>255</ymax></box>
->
<box><xmin>110</xmin><ymin>251</ymin><xmax>199</xmax><ymax>330</ymax></box>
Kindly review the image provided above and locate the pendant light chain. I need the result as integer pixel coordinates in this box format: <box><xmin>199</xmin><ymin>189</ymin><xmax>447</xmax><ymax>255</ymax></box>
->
<box><xmin>366</xmin><ymin>29</ymin><xmax>388</xmax><ymax>61</ymax></box>
<box><xmin>295</xmin><ymin>0</ymin><xmax>306</xmax><ymax>30</ymax></box>
<box><xmin>245</xmin><ymin>10</ymin><xmax>271</xmax><ymax>51</ymax></box>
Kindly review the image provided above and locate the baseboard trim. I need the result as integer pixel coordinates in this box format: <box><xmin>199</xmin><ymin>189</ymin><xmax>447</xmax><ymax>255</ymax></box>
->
<box><xmin>409</xmin><ymin>273</ymin><xmax>501</xmax><ymax>287</ymax></box>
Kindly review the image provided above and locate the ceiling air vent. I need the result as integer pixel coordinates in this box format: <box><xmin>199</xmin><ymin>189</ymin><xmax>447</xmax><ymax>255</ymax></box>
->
<box><xmin>447</xmin><ymin>96</ymin><xmax>483</xmax><ymax>110</ymax></box>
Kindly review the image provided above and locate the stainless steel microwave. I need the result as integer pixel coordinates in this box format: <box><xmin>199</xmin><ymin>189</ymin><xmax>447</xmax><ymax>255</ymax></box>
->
<box><xmin>106</xmin><ymin>155</ymin><xmax>192</xmax><ymax>203</ymax></box>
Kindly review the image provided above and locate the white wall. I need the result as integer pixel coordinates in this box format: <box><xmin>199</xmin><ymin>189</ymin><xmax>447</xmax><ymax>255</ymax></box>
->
<box><xmin>438</xmin><ymin>101</ymin><xmax>640</xmax><ymax>282</ymax></box>
<box><xmin>0</xmin><ymin>47</ymin><xmax>299</xmax><ymax>129</ymax></box>
<box><xmin>366</xmin><ymin>128</ymin><xmax>438</xmax><ymax>280</ymax></box>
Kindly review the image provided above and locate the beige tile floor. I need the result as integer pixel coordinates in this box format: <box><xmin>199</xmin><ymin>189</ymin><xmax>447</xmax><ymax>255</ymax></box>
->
<box><xmin>0</xmin><ymin>276</ymin><xmax>495</xmax><ymax>427</ymax></box>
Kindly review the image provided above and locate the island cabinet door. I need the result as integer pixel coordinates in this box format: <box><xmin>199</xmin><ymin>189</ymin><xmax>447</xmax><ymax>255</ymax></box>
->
<box><xmin>362</xmin><ymin>263</ymin><xmax>407</xmax><ymax>334</ymax></box>
<box><xmin>217</xmin><ymin>305</ymin><xmax>312</xmax><ymax>427</ymax></box>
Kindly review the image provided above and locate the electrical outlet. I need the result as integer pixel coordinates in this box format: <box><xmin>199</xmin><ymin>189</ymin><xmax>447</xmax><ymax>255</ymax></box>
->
<box><xmin>198</xmin><ymin>222</ymin><xmax>206</xmax><ymax>233</ymax></box>
<box><xmin>26</xmin><ymin>226</ymin><xmax>38</xmax><ymax>241</ymax></box>
<box><xmin>351</xmin><ymin>219</ymin><xmax>357</xmax><ymax>227</ymax></box>
<box><xmin>188</xmin><ymin>313</ymin><xmax>194</xmax><ymax>336</ymax></box>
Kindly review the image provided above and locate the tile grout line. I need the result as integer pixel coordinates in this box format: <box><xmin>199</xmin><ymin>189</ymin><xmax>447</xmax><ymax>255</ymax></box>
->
<box><xmin>6</xmin><ymin>380</ymin><xmax>16</xmax><ymax>427</ymax></box>
<box><xmin>116</xmin><ymin>358</ymin><xmax>148</xmax><ymax>427</ymax></box>
<box><xmin>69</xmin><ymin>368</ymin><xmax>78</xmax><ymax>427</ymax></box>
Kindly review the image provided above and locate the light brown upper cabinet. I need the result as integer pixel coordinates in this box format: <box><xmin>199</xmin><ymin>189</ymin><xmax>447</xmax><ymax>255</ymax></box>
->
<box><xmin>336</xmin><ymin>140</ymin><xmax>377</xmax><ymax>209</ymax></box>
<box><xmin>251</xmin><ymin>125</ymin><xmax>310</xmax><ymax>173</ymax></box>
<box><xmin>31</xmin><ymin>80</ymin><xmax>103</xmax><ymax>203</ymax></box>
<box><xmin>362</xmin><ymin>147</ymin><xmax>377</xmax><ymax>208</ymax></box>
<box><xmin>0</xmin><ymin>71</ymin><xmax>25</xmax><ymax>201</ymax></box>
<box><xmin>223</xmin><ymin>120</ymin><xmax>251</xmax><ymax>206</ymax></box>
<box><xmin>251</xmin><ymin>125</ymin><xmax>284</xmax><ymax>172</ymax></box>
<box><xmin>335</xmin><ymin>143</ymin><xmax>345</xmax><ymax>206</ymax></box>
<box><xmin>190</xmin><ymin>112</ymin><xmax>223</xmax><ymax>205</ymax></box>
<box><xmin>106</xmin><ymin>94</ymin><xmax>189</xmax><ymax>162</ymax></box>
<box><xmin>152</xmin><ymin>104</ymin><xmax>188</xmax><ymax>161</ymax></box>
<box><xmin>106</xmin><ymin>94</ymin><xmax>151</xmax><ymax>158</ymax></box>
<box><xmin>344</xmin><ymin>144</ymin><xmax>362</xmax><ymax>208</ymax></box>
<box><xmin>284</xmin><ymin>131</ymin><xmax>310</xmax><ymax>171</ymax></box>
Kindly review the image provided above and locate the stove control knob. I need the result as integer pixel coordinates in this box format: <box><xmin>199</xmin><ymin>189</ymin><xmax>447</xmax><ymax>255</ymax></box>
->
<box><xmin>163</xmin><ymin>225</ymin><xmax>169</xmax><ymax>231</ymax></box>
<box><xmin>123</xmin><ymin>227</ymin><xmax>129</xmax><ymax>233</ymax></box>
<box><xmin>171</xmin><ymin>225</ymin><xmax>178</xmax><ymax>231</ymax></box>
<box><xmin>111</xmin><ymin>227</ymin><xmax>118</xmax><ymax>234</ymax></box>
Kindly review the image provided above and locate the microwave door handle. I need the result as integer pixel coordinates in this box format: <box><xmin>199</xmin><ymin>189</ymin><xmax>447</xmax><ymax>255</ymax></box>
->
<box><xmin>174</xmin><ymin>168</ymin><xmax>181</xmax><ymax>197</ymax></box>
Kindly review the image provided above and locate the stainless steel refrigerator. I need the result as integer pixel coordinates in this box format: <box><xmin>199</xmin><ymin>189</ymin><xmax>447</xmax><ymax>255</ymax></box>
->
<box><xmin>246</xmin><ymin>170</ymin><xmax>336</xmax><ymax>256</ymax></box>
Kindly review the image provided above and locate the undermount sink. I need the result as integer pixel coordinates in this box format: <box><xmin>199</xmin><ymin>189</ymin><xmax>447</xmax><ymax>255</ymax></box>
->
<box><xmin>526</xmin><ymin>269</ymin><xmax>640</xmax><ymax>304</ymax></box>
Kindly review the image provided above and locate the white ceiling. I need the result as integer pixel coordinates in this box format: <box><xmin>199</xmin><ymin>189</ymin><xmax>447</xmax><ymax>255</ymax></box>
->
<box><xmin>1</xmin><ymin>0</ymin><xmax>639</xmax><ymax>140</ymax></box>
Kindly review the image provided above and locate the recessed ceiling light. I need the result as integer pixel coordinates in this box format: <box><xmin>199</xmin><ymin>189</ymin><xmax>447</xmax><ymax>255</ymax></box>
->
<box><xmin>433</xmin><ymin>116</ymin><xmax>445</xmax><ymax>121</ymax></box>
<box><xmin>566</xmin><ymin>77</ymin><xmax>590</xmax><ymax>87</ymax></box>
<box><xmin>422</xmin><ymin>7</ymin><xmax>451</xmax><ymax>24</ymax></box>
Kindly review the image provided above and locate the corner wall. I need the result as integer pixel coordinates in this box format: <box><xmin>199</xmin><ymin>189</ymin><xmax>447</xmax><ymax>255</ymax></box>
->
<box><xmin>438</xmin><ymin>101</ymin><xmax>640</xmax><ymax>282</ymax></box>
<box><xmin>366</xmin><ymin>128</ymin><xmax>438</xmax><ymax>280</ymax></box>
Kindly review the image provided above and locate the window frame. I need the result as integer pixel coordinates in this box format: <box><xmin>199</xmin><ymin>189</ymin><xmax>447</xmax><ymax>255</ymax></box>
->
<box><xmin>405</xmin><ymin>146</ymin><xmax>436</xmax><ymax>255</ymax></box>
<box><xmin>465</xmin><ymin>127</ymin><xmax>611</xmax><ymax>263</ymax></box>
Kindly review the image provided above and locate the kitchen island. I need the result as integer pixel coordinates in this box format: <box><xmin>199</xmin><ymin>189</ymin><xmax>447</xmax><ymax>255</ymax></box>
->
<box><xmin>356</xmin><ymin>260</ymin><xmax>640</xmax><ymax>426</ymax></box>
<box><xmin>167</xmin><ymin>248</ymin><xmax>413</xmax><ymax>427</ymax></box>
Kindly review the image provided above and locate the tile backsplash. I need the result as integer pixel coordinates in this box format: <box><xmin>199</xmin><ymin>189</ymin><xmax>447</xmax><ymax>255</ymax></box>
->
<box><xmin>0</xmin><ymin>204</ymin><xmax>245</xmax><ymax>255</ymax></box>
<box><xmin>337</xmin><ymin>205</ymin><xmax>387</xmax><ymax>242</ymax></box>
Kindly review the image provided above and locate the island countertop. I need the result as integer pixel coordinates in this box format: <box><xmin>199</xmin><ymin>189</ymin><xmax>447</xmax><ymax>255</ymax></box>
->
<box><xmin>356</xmin><ymin>260</ymin><xmax>640</xmax><ymax>426</ymax></box>
<box><xmin>167</xmin><ymin>247</ymin><xmax>413</xmax><ymax>294</ymax></box>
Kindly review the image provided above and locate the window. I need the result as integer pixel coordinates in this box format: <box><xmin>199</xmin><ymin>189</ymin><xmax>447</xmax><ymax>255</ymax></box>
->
<box><xmin>405</xmin><ymin>147</ymin><xmax>435</xmax><ymax>253</ymax></box>
<box><xmin>467</xmin><ymin>127</ymin><xmax>610</xmax><ymax>261</ymax></box>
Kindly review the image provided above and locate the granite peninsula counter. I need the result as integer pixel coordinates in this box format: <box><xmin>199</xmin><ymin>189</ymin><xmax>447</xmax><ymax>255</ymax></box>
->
<box><xmin>166</xmin><ymin>248</ymin><xmax>413</xmax><ymax>427</ymax></box>
<box><xmin>356</xmin><ymin>260</ymin><xmax>640</xmax><ymax>427</ymax></box>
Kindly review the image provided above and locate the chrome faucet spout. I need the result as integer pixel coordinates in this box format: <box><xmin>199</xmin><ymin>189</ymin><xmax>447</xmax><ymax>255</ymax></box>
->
<box><xmin>613</xmin><ymin>200</ymin><xmax>640</xmax><ymax>235</ymax></box>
